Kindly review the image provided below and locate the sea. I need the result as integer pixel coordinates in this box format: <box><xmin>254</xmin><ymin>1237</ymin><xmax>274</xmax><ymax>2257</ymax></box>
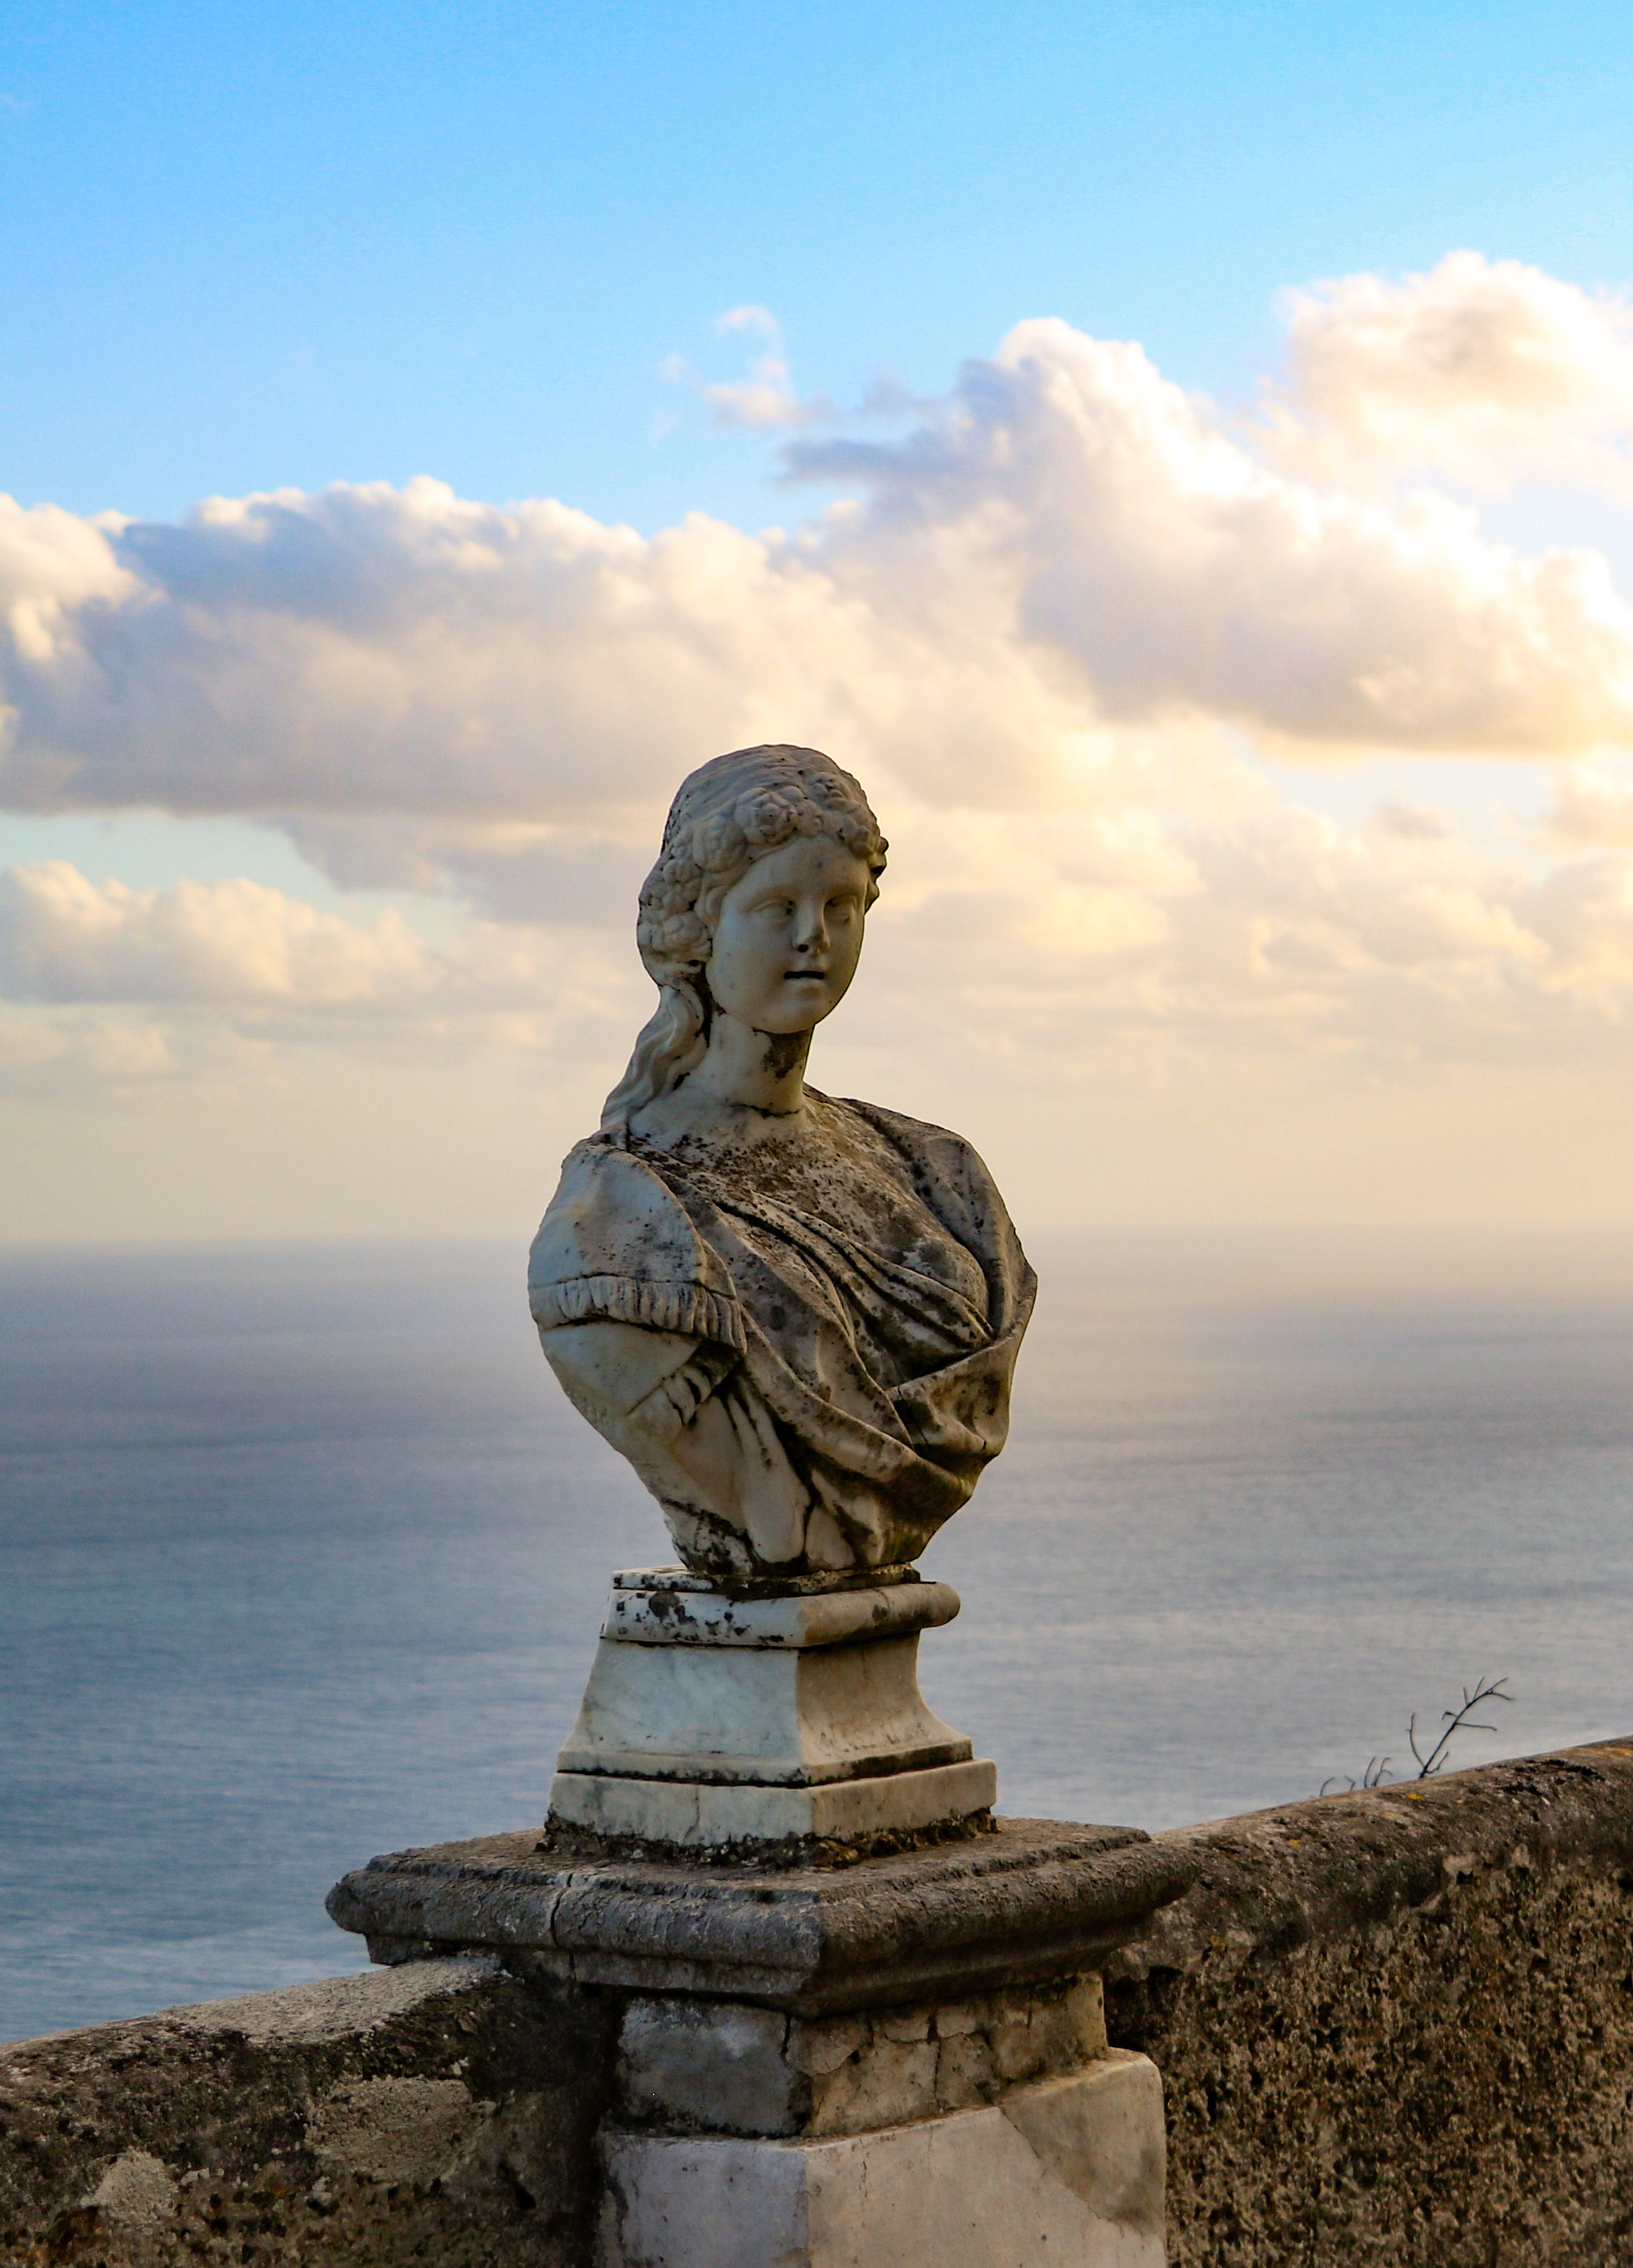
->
<box><xmin>5</xmin><ymin>1228</ymin><xmax>1633</xmax><ymax>2045</ymax></box>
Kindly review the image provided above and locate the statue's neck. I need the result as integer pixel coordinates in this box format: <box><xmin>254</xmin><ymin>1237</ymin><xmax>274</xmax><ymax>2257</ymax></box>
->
<box><xmin>688</xmin><ymin>1012</ymin><xmax>811</xmax><ymax>1115</ymax></box>
<box><xmin>631</xmin><ymin>1014</ymin><xmax>813</xmax><ymax>1148</ymax></box>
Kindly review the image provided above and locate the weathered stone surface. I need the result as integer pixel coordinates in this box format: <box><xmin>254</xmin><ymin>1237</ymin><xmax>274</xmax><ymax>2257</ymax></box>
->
<box><xmin>615</xmin><ymin>1973</ymin><xmax>1108</xmax><ymax>2139</ymax></box>
<box><xmin>1105</xmin><ymin>1740</ymin><xmax>1633</xmax><ymax>2265</ymax></box>
<box><xmin>0</xmin><ymin>1956</ymin><xmax>615</xmax><ymax>2267</ymax></box>
<box><xmin>598</xmin><ymin>1569</ymin><xmax>957</xmax><ymax>1647</ymax></box>
<box><xmin>529</xmin><ymin>744</ymin><xmax>1036</xmax><ymax>1589</ymax></box>
<box><xmin>328</xmin><ymin>1816</ymin><xmax>1171</xmax><ymax>2013</ymax></box>
<box><xmin>549</xmin><ymin>1755</ymin><xmax>998</xmax><ymax>1849</ymax></box>
<box><xmin>555</xmin><ymin>1571</ymin><xmax>973</xmax><ymax>1775</ymax></box>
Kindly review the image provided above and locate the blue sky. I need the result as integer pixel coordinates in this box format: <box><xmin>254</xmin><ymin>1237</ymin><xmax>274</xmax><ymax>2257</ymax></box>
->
<box><xmin>7</xmin><ymin>0</ymin><xmax>1633</xmax><ymax>532</ymax></box>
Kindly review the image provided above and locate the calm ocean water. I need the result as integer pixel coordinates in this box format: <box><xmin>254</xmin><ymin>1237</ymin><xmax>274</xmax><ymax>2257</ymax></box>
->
<box><xmin>5</xmin><ymin>1228</ymin><xmax>1633</xmax><ymax>2044</ymax></box>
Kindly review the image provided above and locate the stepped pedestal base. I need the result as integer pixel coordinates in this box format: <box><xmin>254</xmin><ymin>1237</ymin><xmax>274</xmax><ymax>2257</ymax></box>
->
<box><xmin>329</xmin><ymin>1822</ymin><xmax>1182</xmax><ymax>2267</ymax></box>
<box><xmin>547</xmin><ymin>1567</ymin><xmax>994</xmax><ymax>1854</ymax></box>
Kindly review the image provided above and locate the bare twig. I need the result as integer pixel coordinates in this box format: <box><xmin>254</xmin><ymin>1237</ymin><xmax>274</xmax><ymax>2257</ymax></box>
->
<box><xmin>1320</xmin><ymin>1676</ymin><xmax>1513</xmax><ymax>1797</ymax></box>
<box><xmin>1320</xmin><ymin>1754</ymin><xmax>1393</xmax><ymax>1796</ymax></box>
<box><xmin>1407</xmin><ymin>1675</ymin><xmax>1512</xmax><ymax>1778</ymax></box>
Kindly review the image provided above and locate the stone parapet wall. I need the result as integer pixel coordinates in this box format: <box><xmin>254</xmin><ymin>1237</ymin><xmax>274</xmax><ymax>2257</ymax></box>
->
<box><xmin>8</xmin><ymin>1742</ymin><xmax>1633</xmax><ymax>2265</ymax></box>
<box><xmin>0</xmin><ymin>1957</ymin><xmax>615</xmax><ymax>2268</ymax></box>
<box><xmin>1106</xmin><ymin>1742</ymin><xmax>1633</xmax><ymax>2265</ymax></box>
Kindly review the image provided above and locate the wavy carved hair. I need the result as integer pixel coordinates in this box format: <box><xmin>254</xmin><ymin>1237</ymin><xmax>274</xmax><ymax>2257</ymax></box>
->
<box><xmin>601</xmin><ymin>744</ymin><xmax>887</xmax><ymax>1130</ymax></box>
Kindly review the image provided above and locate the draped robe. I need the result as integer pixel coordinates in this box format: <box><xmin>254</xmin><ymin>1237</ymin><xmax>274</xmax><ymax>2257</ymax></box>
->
<box><xmin>528</xmin><ymin>1091</ymin><xmax>1035</xmax><ymax>1577</ymax></box>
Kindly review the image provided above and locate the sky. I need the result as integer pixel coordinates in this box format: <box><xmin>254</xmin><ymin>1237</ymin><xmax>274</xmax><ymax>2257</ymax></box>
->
<box><xmin>7</xmin><ymin>0</ymin><xmax>1633</xmax><ymax>1241</ymax></box>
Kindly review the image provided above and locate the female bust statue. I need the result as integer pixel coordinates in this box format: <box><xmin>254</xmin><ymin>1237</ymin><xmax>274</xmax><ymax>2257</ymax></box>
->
<box><xmin>528</xmin><ymin>744</ymin><xmax>1035</xmax><ymax>1584</ymax></box>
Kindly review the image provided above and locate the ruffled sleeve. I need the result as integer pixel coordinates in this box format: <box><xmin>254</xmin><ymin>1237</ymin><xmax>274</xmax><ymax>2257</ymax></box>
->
<box><xmin>527</xmin><ymin>1139</ymin><xmax>747</xmax><ymax>1355</ymax></box>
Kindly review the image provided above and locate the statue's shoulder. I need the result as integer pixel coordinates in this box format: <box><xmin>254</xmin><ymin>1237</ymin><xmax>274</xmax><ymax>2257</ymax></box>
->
<box><xmin>529</xmin><ymin>1132</ymin><xmax>743</xmax><ymax>1346</ymax></box>
<box><xmin>531</xmin><ymin>1134</ymin><xmax>698</xmax><ymax>1279</ymax></box>
<box><xmin>545</xmin><ymin>1131</ymin><xmax>676</xmax><ymax>1209</ymax></box>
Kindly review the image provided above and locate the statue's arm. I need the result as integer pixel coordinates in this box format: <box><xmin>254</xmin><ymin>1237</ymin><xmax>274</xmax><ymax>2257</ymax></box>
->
<box><xmin>540</xmin><ymin>1317</ymin><xmax>807</xmax><ymax>1559</ymax></box>
<box><xmin>538</xmin><ymin>1320</ymin><xmax>737</xmax><ymax>1453</ymax></box>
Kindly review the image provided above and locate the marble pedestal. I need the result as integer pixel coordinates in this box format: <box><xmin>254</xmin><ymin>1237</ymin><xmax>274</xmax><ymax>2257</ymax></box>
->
<box><xmin>330</xmin><ymin>1548</ymin><xmax>1186</xmax><ymax>2268</ymax></box>
<box><xmin>547</xmin><ymin>1567</ymin><xmax>995</xmax><ymax>1851</ymax></box>
<box><xmin>329</xmin><ymin>1823</ymin><xmax>1182</xmax><ymax>2268</ymax></box>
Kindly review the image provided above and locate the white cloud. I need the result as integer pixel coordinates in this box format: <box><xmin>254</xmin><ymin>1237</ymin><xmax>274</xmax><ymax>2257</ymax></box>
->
<box><xmin>1264</xmin><ymin>251</ymin><xmax>1633</xmax><ymax>497</ymax></box>
<box><xmin>1547</xmin><ymin>761</ymin><xmax>1633</xmax><ymax>847</ymax></box>
<box><xmin>789</xmin><ymin>319</ymin><xmax>1633</xmax><ymax>756</ymax></box>
<box><xmin>702</xmin><ymin>355</ymin><xmax>824</xmax><ymax>430</ymax></box>
<box><xmin>10</xmin><ymin>266</ymin><xmax>1633</xmax><ymax>1160</ymax></box>
<box><xmin>677</xmin><ymin>308</ymin><xmax>835</xmax><ymax>429</ymax></box>
<box><xmin>0</xmin><ymin>861</ymin><xmax>430</xmax><ymax>1006</ymax></box>
<box><xmin>0</xmin><ymin>857</ymin><xmax>649</xmax><ymax>1105</ymax></box>
<box><xmin>0</xmin><ymin>494</ymin><xmax>137</xmax><ymax>667</ymax></box>
<box><xmin>5</xmin><ymin>295</ymin><xmax>1632</xmax><ymax>855</ymax></box>
<box><xmin>0</xmin><ymin>1007</ymin><xmax>186</xmax><ymax>1093</ymax></box>
<box><xmin>839</xmin><ymin>792</ymin><xmax>1633</xmax><ymax>1088</ymax></box>
<box><xmin>715</xmin><ymin>304</ymin><xmax>781</xmax><ymax>340</ymax></box>
<box><xmin>11</xmin><ymin>788</ymin><xmax>1633</xmax><ymax>1103</ymax></box>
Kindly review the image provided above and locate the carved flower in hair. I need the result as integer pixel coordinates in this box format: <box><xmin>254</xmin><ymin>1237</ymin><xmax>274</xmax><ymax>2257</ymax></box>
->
<box><xmin>692</xmin><ymin>814</ymin><xmax>748</xmax><ymax>872</ymax></box>
<box><xmin>736</xmin><ymin>790</ymin><xmax>801</xmax><ymax>848</ymax></box>
<box><xmin>649</xmin><ymin>910</ymin><xmax>709</xmax><ymax>957</ymax></box>
<box><xmin>646</xmin><ymin>866</ymin><xmax>696</xmax><ymax>916</ymax></box>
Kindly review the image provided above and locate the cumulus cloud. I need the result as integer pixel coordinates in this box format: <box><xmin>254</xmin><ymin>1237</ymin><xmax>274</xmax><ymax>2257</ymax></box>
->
<box><xmin>694</xmin><ymin>307</ymin><xmax>835</xmax><ymax>430</ymax></box>
<box><xmin>0</xmin><ymin>1006</ymin><xmax>186</xmax><ymax>1093</ymax></box>
<box><xmin>1264</xmin><ymin>251</ymin><xmax>1633</xmax><ymax>496</ymax></box>
<box><xmin>5</xmin><ymin>292</ymin><xmax>1633</xmax><ymax>858</ymax></box>
<box><xmin>10</xmin><ymin>794</ymin><xmax>1633</xmax><ymax>1108</ymax></box>
<box><xmin>789</xmin><ymin>320</ymin><xmax>1633</xmax><ymax>755</ymax></box>
<box><xmin>0</xmin><ymin>862</ymin><xmax>430</xmax><ymax>1006</ymax></box>
<box><xmin>0</xmin><ymin>494</ymin><xmax>138</xmax><ymax>663</ymax></box>
<box><xmin>8</xmin><ymin>263</ymin><xmax>1633</xmax><ymax>1130</ymax></box>
<box><xmin>835</xmin><ymin>792</ymin><xmax>1633</xmax><ymax>1091</ymax></box>
<box><xmin>1547</xmin><ymin>762</ymin><xmax>1633</xmax><ymax>846</ymax></box>
<box><xmin>0</xmin><ymin>860</ymin><xmax>647</xmax><ymax>1106</ymax></box>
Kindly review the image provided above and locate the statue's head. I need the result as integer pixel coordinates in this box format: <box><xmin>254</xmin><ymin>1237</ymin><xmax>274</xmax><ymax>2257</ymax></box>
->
<box><xmin>604</xmin><ymin>745</ymin><xmax>886</xmax><ymax>1127</ymax></box>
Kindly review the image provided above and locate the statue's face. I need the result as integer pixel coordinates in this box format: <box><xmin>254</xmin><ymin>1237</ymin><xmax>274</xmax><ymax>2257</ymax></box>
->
<box><xmin>707</xmin><ymin>834</ymin><xmax>871</xmax><ymax>1034</ymax></box>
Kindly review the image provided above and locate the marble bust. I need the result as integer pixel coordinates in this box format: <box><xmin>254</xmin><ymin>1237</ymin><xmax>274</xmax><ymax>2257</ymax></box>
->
<box><xmin>528</xmin><ymin>744</ymin><xmax>1035</xmax><ymax>1585</ymax></box>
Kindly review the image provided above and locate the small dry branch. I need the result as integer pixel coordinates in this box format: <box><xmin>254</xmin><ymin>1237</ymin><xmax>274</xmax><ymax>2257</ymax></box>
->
<box><xmin>1320</xmin><ymin>1674</ymin><xmax>1512</xmax><ymax>1797</ymax></box>
<box><xmin>1408</xmin><ymin>1674</ymin><xmax>1512</xmax><ymax>1778</ymax></box>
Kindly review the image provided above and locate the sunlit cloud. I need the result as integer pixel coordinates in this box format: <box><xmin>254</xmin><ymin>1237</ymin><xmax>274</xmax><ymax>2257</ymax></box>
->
<box><xmin>1263</xmin><ymin>251</ymin><xmax>1633</xmax><ymax>498</ymax></box>
<box><xmin>0</xmin><ymin>862</ymin><xmax>429</xmax><ymax>1006</ymax></box>
<box><xmin>1547</xmin><ymin>761</ymin><xmax>1633</xmax><ymax>846</ymax></box>
<box><xmin>671</xmin><ymin>306</ymin><xmax>837</xmax><ymax>430</ymax></box>
<box><xmin>6</xmin><ymin>259</ymin><xmax>1633</xmax><ymax>1134</ymax></box>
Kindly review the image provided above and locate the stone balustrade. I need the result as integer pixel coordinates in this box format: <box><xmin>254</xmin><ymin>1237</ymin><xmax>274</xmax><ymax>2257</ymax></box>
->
<box><xmin>7</xmin><ymin>1742</ymin><xmax>1633</xmax><ymax>2265</ymax></box>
